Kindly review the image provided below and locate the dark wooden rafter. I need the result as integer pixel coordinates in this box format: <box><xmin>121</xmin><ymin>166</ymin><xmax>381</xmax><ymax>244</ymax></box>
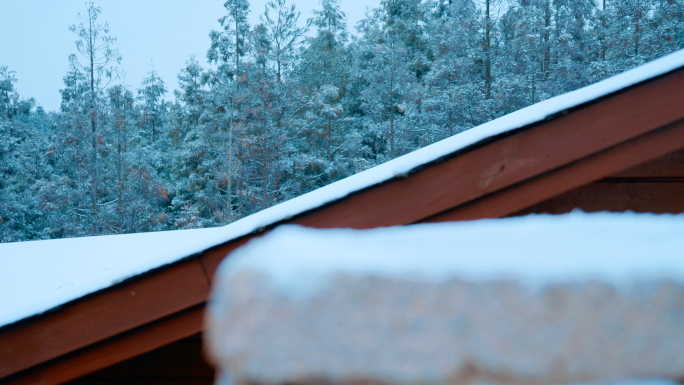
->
<box><xmin>509</xmin><ymin>148</ymin><xmax>684</xmax><ymax>216</ymax></box>
<box><xmin>2</xmin><ymin>306</ymin><xmax>205</xmax><ymax>385</ymax></box>
<box><xmin>73</xmin><ymin>333</ymin><xmax>214</xmax><ymax>385</ymax></box>
<box><xmin>3</xmin><ymin>67</ymin><xmax>684</xmax><ymax>385</ymax></box>
<box><xmin>610</xmin><ymin>149</ymin><xmax>684</xmax><ymax>178</ymax></box>
<box><xmin>514</xmin><ymin>181</ymin><xmax>684</xmax><ymax>216</ymax></box>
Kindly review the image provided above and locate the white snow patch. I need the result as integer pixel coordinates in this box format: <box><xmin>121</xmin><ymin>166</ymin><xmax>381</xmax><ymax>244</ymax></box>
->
<box><xmin>218</xmin><ymin>212</ymin><xmax>684</xmax><ymax>299</ymax></box>
<box><xmin>574</xmin><ymin>381</ymin><xmax>681</xmax><ymax>385</ymax></box>
<box><xmin>0</xmin><ymin>226</ymin><xmax>231</xmax><ymax>327</ymax></box>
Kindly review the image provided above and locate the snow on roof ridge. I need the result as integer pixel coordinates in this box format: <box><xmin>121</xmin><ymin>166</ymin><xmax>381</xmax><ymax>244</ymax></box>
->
<box><xmin>2</xmin><ymin>50</ymin><xmax>684</xmax><ymax>328</ymax></box>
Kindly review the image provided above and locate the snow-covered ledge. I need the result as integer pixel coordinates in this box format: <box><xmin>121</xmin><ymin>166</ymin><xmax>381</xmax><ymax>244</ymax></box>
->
<box><xmin>206</xmin><ymin>212</ymin><xmax>684</xmax><ymax>385</ymax></box>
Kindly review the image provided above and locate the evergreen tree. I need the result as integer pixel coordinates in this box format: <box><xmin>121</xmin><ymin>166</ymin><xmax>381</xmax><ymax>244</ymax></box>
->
<box><xmin>295</xmin><ymin>0</ymin><xmax>353</xmax><ymax>188</ymax></box>
<box><xmin>261</xmin><ymin>0</ymin><xmax>307</xmax><ymax>83</ymax></box>
<box><xmin>209</xmin><ymin>0</ymin><xmax>251</xmax><ymax>81</ymax></box>
<box><xmin>423</xmin><ymin>0</ymin><xmax>484</xmax><ymax>137</ymax></box>
<box><xmin>0</xmin><ymin>67</ymin><xmax>46</xmax><ymax>242</ymax></box>
<box><xmin>67</xmin><ymin>1</ymin><xmax>121</xmax><ymax>233</ymax></box>
<box><xmin>138</xmin><ymin>63</ymin><xmax>167</xmax><ymax>143</ymax></box>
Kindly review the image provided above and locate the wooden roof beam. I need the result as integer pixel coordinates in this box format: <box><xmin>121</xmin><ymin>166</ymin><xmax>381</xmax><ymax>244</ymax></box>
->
<box><xmin>425</xmin><ymin>119</ymin><xmax>684</xmax><ymax>222</ymax></box>
<box><xmin>2</xmin><ymin>305</ymin><xmax>205</xmax><ymax>385</ymax></box>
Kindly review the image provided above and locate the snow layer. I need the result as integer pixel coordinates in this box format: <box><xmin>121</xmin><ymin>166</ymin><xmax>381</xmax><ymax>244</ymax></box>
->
<box><xmin>3</xmin><ymin>49</ymin><xmax>684</xmax><ymax>328</ymax></box>
<box><xmin>207</xmin><ymin>212</ymin><xmax>684</xmax><ymax>385</ymax></box>
<box><xmin>215</xmin><ymin>212</ymin><xmax>684</xmax><ymax>299</ymax></box>
<box><xmin>0</xmin><ymin>226</ymin><xmax>232</xmax><ymax>327</ymax></box>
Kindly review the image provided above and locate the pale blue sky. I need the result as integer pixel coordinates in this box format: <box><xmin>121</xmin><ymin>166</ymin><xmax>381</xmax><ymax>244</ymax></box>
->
<box><xmin>0</xmin><ymin>0</ymin><xmax>378</xmax><ymax>112</ymax></box>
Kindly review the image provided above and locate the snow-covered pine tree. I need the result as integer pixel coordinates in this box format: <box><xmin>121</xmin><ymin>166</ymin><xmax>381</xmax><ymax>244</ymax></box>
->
<box><xmin>138</xmin><ymin>63</ymin><xmax>167</xmax><ymax>143</ymax></box>
<box><xmin>67</xmin><ymin>1</ymin><xmax>121</xmax><ymax>234</ymax></box>
<box><xmin>0</xmin><ymin>67</ymin><xmax>47</xmax><ymax>242</ymax></box>
<box><xmin>423</xmin><ymin>0</ymin><xmax>484</xmax><ymax>139</ymax></box>
<box><xmin>356</xmin><ymin>0</ymin><xmax>419</xmax><ymax>160</ymax></box>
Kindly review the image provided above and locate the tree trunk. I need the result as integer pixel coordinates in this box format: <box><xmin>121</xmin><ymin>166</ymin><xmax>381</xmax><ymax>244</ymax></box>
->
<box><xmin>390</xmin><ymin>64</ymin><xmax>395</xmax><ymax>158</ymax></box>
<box><xmin>116</xmin><ymin>105</ymin><xmax>124</xmax><ymax>233</ymax></box>
<box><xmin>89</xmin><ymin>9</ymin><xmax>99</xmax><ymax>233</ymax></box>
<box><xmin>485</xmin><ymin>0</ymin><xmax>492</xmax><ymax>100</ymax></box>
<box><xmin>634</xmin><ymin>8</ymin><xmax>641</xmax><ymax>58</ymax></box>
<box><xmin>227</xmin><ymin>101</ymin><xmax>234</xmax><ymax>221</ymax></box>
<box><xmin>602</xmin><ymin>0</ymin><xmax>607</xmax><ymax>60</ymax></box>
<box><xmin>544</xmin><ymin>0</ymin><xmax>551</xmax><ymax>80</ymax></box>
<box><xmin>327</xmin><ymin>119</ymin><xmax>332</xmax><ymax>161</ymax></box>
<box><xmin>262</xmin><ymin>120</ymin><xmax>269</xmax><ymax>207</ymax></box>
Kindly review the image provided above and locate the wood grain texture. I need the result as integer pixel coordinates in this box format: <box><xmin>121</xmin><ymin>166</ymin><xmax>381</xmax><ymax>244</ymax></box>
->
<box><xmin>67</xmin><ymin>333</ymin><xmax>214</xmax><ymax>385</ymax></box>
<box><xmin>2</xmin><ymin>305</ymin><xmax>206</xmax><ymax>385</ymax></box>
<box><xmin>515</xmin><ymin>181</ymin><xmax>684</xmax><ymax>215</ymax></box>
<box><xmin>611</xmin><ymin>149</ymin><xmax>684</xmax><ymax>178</ymax></box>
<box><xmin>293</xmin><ymin>69</ymin><xmax>684</xmax><ymax>229</ymax></box>
<box><xmin>0</xmin><ymin>259</ymin><xmax>211</xmax><ymax>379</ymax></box>
<box><xmin>422</xmin><ymin>120</ymin><xmax>684</xmax><ymax>222</ymax></box>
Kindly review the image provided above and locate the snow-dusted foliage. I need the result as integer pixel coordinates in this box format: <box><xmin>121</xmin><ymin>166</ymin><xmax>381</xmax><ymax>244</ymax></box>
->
<box><xmin>2</xmin><ymin>0</ymin><xmax>684</xmax><ymax>242</ymax></box>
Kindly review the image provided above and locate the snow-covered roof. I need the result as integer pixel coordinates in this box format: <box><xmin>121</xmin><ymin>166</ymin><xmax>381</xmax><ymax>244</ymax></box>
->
<box><xmin>0</xmin><ymin>226</ymin><xmax>232</xmax><ymax>327</ymax></box>
<box><xmin>2</xmin><ymin>50</ymin><xmax>684</xmax><ymax>328</ymax></box>
<box><xmin>214</xmin><ymin>212</ymin><xmax>684</xmax><ymax>299</ymax></box>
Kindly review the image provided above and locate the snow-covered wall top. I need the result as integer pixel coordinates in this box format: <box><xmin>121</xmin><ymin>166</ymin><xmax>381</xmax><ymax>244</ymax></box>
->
<box><xmin>2</xmin><ymin>49</ymin><xmax>684</xmax><ymax>328</ymax></box>
<box><xmin>214</xmin><ymin>212</ymin><xmax>684</xmax><ymax>299</ymax></box>
<box><xmin>207</xmin><ymin>212</ymin><xmax>684</xmax><ymax>385</ymax></box>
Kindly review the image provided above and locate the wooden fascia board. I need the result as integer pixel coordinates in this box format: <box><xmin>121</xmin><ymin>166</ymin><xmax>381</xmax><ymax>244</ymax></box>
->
<box><xmin>423</xmin><ymin>119</ymin><xmax>684</xmax><ymax>222</ymax></box>
<box><xmin>1</xmin><ymin>305</ymin><xmax>205</xmax><ymax>385</ymax></box>
<box><xmin>3</xmin><ymin>67</ymin><xmax>684</xmax><ymax>384</ymax></box>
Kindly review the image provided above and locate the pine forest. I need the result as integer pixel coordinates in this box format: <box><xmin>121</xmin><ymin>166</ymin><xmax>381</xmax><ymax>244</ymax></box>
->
<box><xmin>1</xmin><ymin>0</ymin><xmax>683</xmax><ymax>242</ymax></box>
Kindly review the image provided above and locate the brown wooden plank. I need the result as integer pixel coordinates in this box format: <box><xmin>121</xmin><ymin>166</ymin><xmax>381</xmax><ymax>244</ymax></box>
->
<box><xmin>69</xmin><ymin>333</ymin><xmax>213</xmax><ymax>383</ymax></box>
<box><xmin>292</xmin><ymin>68</ymin><xmax>684</xmax><ymax>229</ymax></box>
<box><xmin>0</xmin><ymin>259</ymin><xmax>211</xmax><ymax>379</ymax></box>
<box><xmin>2</xmin><ymin>305</ymin><xmax>206</xmax><ymax>385</ymax></box>
<box><xmin>515</xmin><ymin>181</ymin><xmax>684</xmax><ymax>215</ymax></box>
<box><xmin>67</xmin><ymin>381</ymin><xmax>212</xmax><ymax>385</ymax></box>
<box><xmin>610</xmin><ymin>149</ymin><xmax>684</xmax><ymax>178</ymax></box>
<box><xmin>422</xmin><ymin>120</ymin><xmax>684</xmax><ymax>222</ymax></box>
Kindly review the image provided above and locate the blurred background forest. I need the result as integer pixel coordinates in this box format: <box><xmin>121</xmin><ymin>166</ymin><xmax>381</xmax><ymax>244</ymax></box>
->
<box><xmin>1</xmin><ymin>0</ymin><xmax>683</xmax><ymax>242</ymax></box>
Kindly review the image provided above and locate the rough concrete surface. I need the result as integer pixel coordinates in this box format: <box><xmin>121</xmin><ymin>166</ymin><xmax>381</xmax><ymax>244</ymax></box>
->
<box><xmin>207</xmin><ymin>270</ymin><xmax>684</xmax><ymax>385</ymax></box>
<box><xmin>206</xmin><ymin>219</ymin><xmax>684</xmax><ymax>385</ymax></box>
